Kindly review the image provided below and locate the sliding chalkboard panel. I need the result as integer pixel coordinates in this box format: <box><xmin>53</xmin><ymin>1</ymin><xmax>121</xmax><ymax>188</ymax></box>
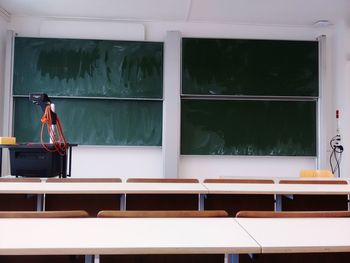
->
<box><xmin>14</xmin><ymin>98</ymin><xmax>162</xmax><ymax>146</ymax></box>
<box><xmin>182</xmin><ymin>38</ymin><xmax>318</xmax><ymax>97</ymax></box>
<box><xmin>181</xmin><ymin>100</ymin><xmax>316</xmax><ymax>156</ymax></box>
<box><xmin>14</xmin><ymin>37</ymin><xmax>163</xmax><ymax>98</ymax></box>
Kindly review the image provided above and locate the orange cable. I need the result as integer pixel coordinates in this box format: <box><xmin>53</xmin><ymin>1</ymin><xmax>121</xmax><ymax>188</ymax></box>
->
<box><xmin>40</xmin><ymin>105</ymin><xmax>67</xmax><ymax>156</ymax></box>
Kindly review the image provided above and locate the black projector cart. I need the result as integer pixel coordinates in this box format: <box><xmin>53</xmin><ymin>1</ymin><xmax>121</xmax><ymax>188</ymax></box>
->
<box><xmin>0</xmin><ymin>143</ymin><xmax>76</xmax><ymax>178</ymax></box>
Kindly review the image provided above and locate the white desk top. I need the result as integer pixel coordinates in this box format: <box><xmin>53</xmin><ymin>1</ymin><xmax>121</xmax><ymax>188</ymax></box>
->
<box><xmin>1</xmin><ymin>181</ymin><xmax>349</xmax><ymax>195</ymax></box>
<box><xmin>0</xmin><ymin>182</ymin><xmax>208</xmax><ymax>194</ymax></box>
<box><xmin>203</xmin><ymin>183</ymin><xmax>350</xmax><ymax>195</ymax></box>
<box><xmin>236</xmin><ymin>218</ymin><xmax>350</xmax><ymax>253</ymax></box>
<box><xmin>0</xmin><ymin>218</ymin><xmax>259</xmax><ymax>255</ymax></box>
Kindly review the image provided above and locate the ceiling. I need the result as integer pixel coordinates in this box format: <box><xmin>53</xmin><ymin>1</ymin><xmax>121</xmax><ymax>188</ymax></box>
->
<box><xmin>0</xmin><ymin>0</ymin><xmax>350</xmax><ymax>26</ymax></box>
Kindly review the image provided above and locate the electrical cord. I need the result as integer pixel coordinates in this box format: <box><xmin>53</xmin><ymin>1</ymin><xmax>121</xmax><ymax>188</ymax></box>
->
<box><xmin>40</xmin><ymin>105</ymin><xmax>68</xmax><ymax>156</ymax></box>
<box><xmin>329</xmin><ymin>135</ymin><xmax>343</xmax><ymax>177</ymax></box>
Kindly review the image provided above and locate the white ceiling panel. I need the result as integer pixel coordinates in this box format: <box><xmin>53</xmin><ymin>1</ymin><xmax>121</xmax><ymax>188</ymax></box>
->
<box><xmin>189</xmin><ymin>0</ymin><xmax>350</xmax><ymax>25</ymax></box>
<box><xmin>0</xmin><ymin>0</ymin><xmax>191</xmax><ymax>21</ymax></box>
<box><xmin>0</xmin><ymin>0</ymin><xmax>349</xmax><ymax>25</ymax></box>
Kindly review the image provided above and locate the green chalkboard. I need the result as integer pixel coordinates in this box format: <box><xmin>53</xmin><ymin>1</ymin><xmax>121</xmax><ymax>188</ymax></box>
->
<box><xmin>14</xmin><ymin>98</ymin><xmax>162</xmax><ymax>146</ymax></box>
<box><xmin>13</xmin><ymin>37</ymin><xmax>163</xmax><ymax>146</ymax></box>
<box><xmin>14</xmin><ymin>37</ymin><xmax>163</xmax><ymax>98</ymax></box>
<box><xmin>182</xmin><ymin>38</ymin><xmax>318</xmax><ymax>96</ymax></box>
<box><xmin>181</xmin><ymin>100</ymin><xmax>316</xmax><ymax>156</ymax></box>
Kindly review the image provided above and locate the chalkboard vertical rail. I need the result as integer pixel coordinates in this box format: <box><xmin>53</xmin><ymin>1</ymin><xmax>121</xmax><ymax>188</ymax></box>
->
<box><xmin>316</xmin><ymin>35</ymin><xmax>327</xmax><ymax>169</ymax></box>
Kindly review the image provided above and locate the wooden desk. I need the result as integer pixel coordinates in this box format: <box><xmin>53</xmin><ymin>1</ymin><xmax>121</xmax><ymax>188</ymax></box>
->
<box><xmin>0</xmin><ymin>182</ymin><xmax>208</xmax><ymax>194</ymax></box>
<box><xmin>0</xmin><ymin>218</ymin><xmax>259</xmax><ymax>259</ymax></box>
<box><xmin>236</xmin><ymin>217</ymin><xmax>350</xmax><ymax>253</ymax></box>
<box><xmin>203</xmin><ymin>183</ymin><xmax>350</xmax><ymax>212</ymax></box>
<box><xmin>0</xmin><ymin>182</ymin><xmax>209</xmax><ymax>213</ymax></box>
<box><xmin>203</xmin><ymin>183</ymin><xmax>350</xmax><ymax>195</ymax></box>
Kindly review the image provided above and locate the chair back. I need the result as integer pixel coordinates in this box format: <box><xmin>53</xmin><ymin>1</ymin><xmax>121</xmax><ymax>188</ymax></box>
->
<box><xmin>236</xmin><ymin>210</ymin><xmax>350</xmax><ymax>218</ymax></box>
<box><xmin>46</xmin><ymin>178</ymin><xmax>121</xmax><ymax>183</ymax></box>
<box><xmin>97</xmin><ymin>210</ymin><xmax>228</xmax><ymax>218</ymax></box>
<box><xmin>0</xmin><ymin>178</ymin><xmax>41</xmax><ymax>182</ymax></box>
<box><xmin>204</xmin><ymin>178</ymin><xmax>274</xmax><ymax>184</ymax></box>
<box><xmin>279</xmin><ymin>179</ymin><xmax>347</xmax><ymax>185</ymax></box>
<box><xmin>127</xmin><ymin>178</ymin><xmax>199</xmax><ymax>183</ymax></box>
<box><xmin>0</xmin><ymin>210</ymin><xmax>89</xmax><ymax>218</ymax></box>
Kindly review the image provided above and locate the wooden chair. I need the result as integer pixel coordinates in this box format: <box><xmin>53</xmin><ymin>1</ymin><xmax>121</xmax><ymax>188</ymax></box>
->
<box><xmin>203</xmin><ymin>178</ymin><xmax>274</xmax><ymax>184</ymax></box>
<box><xmin>46</xmin><ymin>178</ymin><xmax>122</xmax><ymax>183</ymax></box>
<box><xmin>0</xmin><ymin>178</ymin><xmax>41</xmax><ymax>182</ymax></box>
<box><xmin>279</xmin><ymin>179</ymin><xmax>348</xmax><ymax>211</ymax></box>
<box><xmin>0</xmin><ymin>177</ymin><xmax>41</xmax><ymax>211</ymax></box>
<box><xmin>203</xmin><ymin>178</ymin><xmax>275</xmax><ymax>216</ymax></box>
<box><xmin>236</xmin><ymin>210</ymin><xmax>350</xmax><ymax>218</ymax></box>
<box><xmin>44</xmin><ymin>178</ymin><xmax>122</xmax><ymax>217</ymax></box>
<box><xmin>127</xmin><ymin>178</ymin><xmax>199</xmax><ymax>183</ymax></box>
<box><xmin>97</xmin><ymin>210</ymin><xmax>228</xmax><ymax>218</ymax></box>
<box><xmin>279</xmin><ymin>179</ymin><xmax>347</xmax><ymax>184</ymax></box>
<box><xmin>0</xmin><ymin>210</ymin><xmax>89</xmax><ymax>218</ymax></box>
<box><xmin>300</xmin><ymin>169</ymin><xmax>335</xmax><ymax>178</ymax></box>
<box><xmin>125</xmin><ymin>178</ymin><xmax>200</xmax><ymax>211</ymax></box>
<box><xmin>98</xmin><ymin>209</ymin><xmax>226</xmax><ymax>263</ymax></box>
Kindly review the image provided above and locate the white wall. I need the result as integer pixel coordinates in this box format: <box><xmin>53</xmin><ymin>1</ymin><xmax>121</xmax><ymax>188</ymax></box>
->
<box><xmin>4</xmin><ymin>16</ymin><xmax>344</xmax><ymax>179</ymax></box>
<box><xmin>335</xmin><ymin>20</ymin><xmax>350</xmax><ymax>178</ymax></box>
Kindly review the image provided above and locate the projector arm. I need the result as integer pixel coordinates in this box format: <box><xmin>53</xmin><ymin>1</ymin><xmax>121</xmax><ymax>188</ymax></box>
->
<box><xmin>29</xmin><ymin>93</ymin><xmax>57</xmax><ymax>125</ymax></box>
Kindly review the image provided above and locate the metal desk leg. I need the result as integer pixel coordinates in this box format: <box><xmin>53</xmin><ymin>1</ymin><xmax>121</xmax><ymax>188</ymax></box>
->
<box><xmin>0</xmin><ymin>148</ymin><xmax>2</xmax><ymax>177</ymax></box>
<box><xmin>225</xmin><ymin>254</ymin><xmax>239</xmax><ymax>263</ymax></box>
<box><xmin>37</xmin><ymin>194</ymin><xmax>44</xmax><ymax>211</ymax></box>
<box><xmin>198</xmin><ymin>194</ymin><xmax>206</xmax><ymax>210</ymax></box>
<box><xmin>120</xmin><ymin>194</ymin><xmax>126</xmax><ymax>210</ymax></box>
<box><xmin>85</xmin><ymin>255</ymin><xmax>94</xmax><ymax>263</ymax></box>
<box><xmin>68</xmin><ymin>145</ymin><xmax>73</xmax><ymax>177</ymax></box>
<box><xmin>274</xmin><ymin>194</ymin><xmax>282</xmax><ymax>211</ymax></box>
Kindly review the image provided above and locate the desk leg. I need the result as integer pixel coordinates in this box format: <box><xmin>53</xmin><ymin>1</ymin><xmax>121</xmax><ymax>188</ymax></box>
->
<box><xmin>94</xmin><ymin>254</ymin><xmax>100</xmax><ymax>263</ymax></box>
<box><xmin>120</xmin><ymin>194</ymin><xmax>126</xmax><ymax>210</ymax></box>
<box><xmin>85</xmin><ymin>255</ymin><xmax>94</xmax><ymax>263</ymax></box>
<box><xmin>225</xmin><ymin>254</ymin><xmax>239</xmax><ymax>263</ymax></box>
<box><xmin>37</xmin><ymin>194</ymin><xmax>44</xmax><ymax>211</ymax></box>
<box><xmin>68</xmin><ymin>145</ymin><xmax>73</xmax><ymax>177</ymax></box>
<box><xmin>275</xmin><ymin>194</ymin><xmax>282</xmax><ymax>211</ymax></box>
<box><xmin>0</xmin><ymin>148</ymin><xmax>2</xmax><ymax>177</ymax></box>
<box><xmin>198</xmin><ymin>194</ymin><xmax>206</xmax><ymax>210</ymax></box>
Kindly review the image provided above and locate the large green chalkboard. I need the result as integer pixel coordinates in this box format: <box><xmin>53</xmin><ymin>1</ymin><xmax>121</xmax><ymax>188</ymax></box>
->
<box><xmin>13</xmin><ymin>37</ymin><xmax>163</xmax><ymax>146</ymax></box>
<box><xmin>181</xmin><ymin>100</ymin><xmax>316</xmax><ymax>156</ymax></box>
<box><xmin>14</xmin><ymin>98</ymin><xmax>162</xmax><ymax>146</ymax></box>
<box><xmin>14</xmin><ymin>37</ymin><xmax>163</xmax><ymax>98</ymax></box>
<box><xmin>182</xmin><ymin>38</ymin><xmax>318</xmax><ymax>97</ymax></box>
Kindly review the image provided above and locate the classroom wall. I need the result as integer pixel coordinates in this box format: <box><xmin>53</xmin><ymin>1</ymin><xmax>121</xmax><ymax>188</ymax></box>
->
<box><xmin>3</xmin><ymin>16</ymin><xmax>345</xmax><ymax>179</ymax></box>
<box><xmin>334</xmin><ymin>20</ymin><xmax>350</xmax><ymax>179</ymax></box>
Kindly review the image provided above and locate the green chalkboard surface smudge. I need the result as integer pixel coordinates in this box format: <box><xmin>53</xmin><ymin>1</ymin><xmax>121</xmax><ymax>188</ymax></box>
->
<box><xmin>182</xmin><ymin>38</ymin><xmax>318</xmax><ymax>97</ymax></box>
<box><xmin>14</xmin><ymin>37</ymin><xmax>163</xmax><ymax>98</ymax></box>
<box><xmin>14</xmin><ymin>98</ymin><xmax>162</xmax><ymax>146</ymax></box>
<box><xmin>181</xmin><ymin>100</ymin><xmax>316</xmax><ymax>156</ymax></box>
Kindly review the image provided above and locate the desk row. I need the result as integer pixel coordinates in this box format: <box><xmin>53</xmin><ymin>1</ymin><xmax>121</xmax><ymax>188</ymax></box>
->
<box><xmin>1</xmin><ymin>178</ymin><xmax>350</xmax><ymax>216</ymax></box>
<box><xmin>1</xmin><ymin>216</ymin><xmax>350</xmax><ymax>263</ymax></box>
